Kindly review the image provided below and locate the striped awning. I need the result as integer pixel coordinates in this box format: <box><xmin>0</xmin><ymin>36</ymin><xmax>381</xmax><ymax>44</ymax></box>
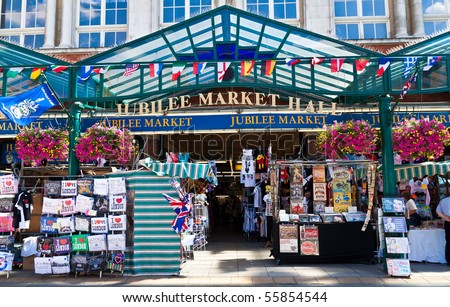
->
<box><xmin>395</xmin><ymin>161</ymin><xmax>450</xmax><ymax>180</ymax></box>
<box><xmin>139</xmin><ymin>158</ymin><xmax>212</xmax><ymax>180</ymax></box>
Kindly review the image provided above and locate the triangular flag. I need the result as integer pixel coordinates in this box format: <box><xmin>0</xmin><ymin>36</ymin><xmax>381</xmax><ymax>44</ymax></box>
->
<box><xmin>193</xmin><ymin>62</ymin><xmax>207</xmax><ymax>75</ymax></box>
<box><xmin>30</xmin><ymin>68</ymin><xmax>45</xmax><ymax>80</ymax></box>
<box><xmin>172</xmin><ymin>63</ymin><xmax>185</xmax><ymax>81</ymax></box>
<box><xmin>93</xmin><ymin>66</ymin><xmax>111</xmax><ymax>74</ymax></box>
<box><xmin>217</xmin><ymin>62</ymin><xmax>231</xmax><ymax>82</ymax></box>
<box><xmin>123</xmin><ymin>64</ymin><xmax>139</xmax><ymax>77</ymax></box>
<box><xmin>330</xmin><ymin>58</ymin><xmax>345</xmax><ymax>72</ymax></box>
<box><xmin>49</xmin><ymin>65</ymin><xmax>68</xmax><ymax>73</ymax></box>
<box><xmin>356</xmin><ymin>58</ymin><xmax>369</xmax><ymax>71</ymax></box>
<box><xmin>6</xmin><ymin>67</ymin><xmax>24</xmax><ymax>78</ymax></box>
<box><xmin>286</xmin><ymin>58</ymin><xmax>301</xmax><ymax>66</ymax></box>
<box><xmin>377</xmin><ymin>58</ymin><xmax>391</xmax><ymax>77</ymax></box>
<box><xmin>149</xmin><ymin>63</ymin><xmax>163</xmax><ymax>77</ymax></box>
<box><xmin>77</xmin><ymin>66</ymin><xmax>93</xmax><ymax>83</ymax></box>
<box><xmin>311</xmin><ymin>57</ymin><xmax>324</xmax><ymax>65</ymax></box>
<box><xmin>404</xmin><ymin>57</ymin><xmax>418</xmax><ymax>78</ymax></box>
<box><xmin>240</xmin><ymin>60</ymin><xmax>255</xmax><ymax>76</ymax></box>
<box><xmin>423</xmin><ymin>56</ymin><xmax>442</xmax><ymax>71</ymax></box>
<box><xmin>262</xmin><ymin>60</ymin><xmax>276</xmax><ymax>76</ymax></box>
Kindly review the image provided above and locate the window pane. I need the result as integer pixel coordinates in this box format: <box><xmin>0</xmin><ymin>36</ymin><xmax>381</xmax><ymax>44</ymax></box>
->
<box><xmin>35</xmin><ymin>33</ymin><xmax>44</xmax><ymax>47</ymax></box>
<box><xmin>347</xmin><ymin>0</ymin><xmax>357</xmax><ymax>16</ymax></box>
<box><xmin>374</xmin><ymin>0</ymin><xmax>385</xmax><ymax>15</ymax></box>
<box><xmin>105</xmin><ymin>10</ymin><xmax>116</xmax><ymax>24</ymax></box>
<box><xmin>116</xmin><ymin>31</ymin><xmax>126</xmax><ymax>44</ymax></box>
<box><xmin>336</xmin><ymin>24</ymin><xmax>347</xmax><ymax>38</ymax></box>
<box><xmin>163</xmin><ymin>8</ymin><xmax>173</xmax><ymax>22</ymax></box>
<box><xmin>117</xmin><ymin>9</ymin><xmax>127</xmax><ymax>24</ymax></box>
<box><xmin>79</xmin><ymin>33</ymin><xmax>90</xmax><ymax>47</ymax></box>
<box><xmin>334</xmin><ymin>0</ymin><xmax>345</xmax><ymax>17</ymax></box>
<box><xmin>24</xmin><ymin>34</ymin><xmax>34</xmax><ymax>47</ymax></box>
<box><xmin>362</xmin><ymin>0</ymin><xmax>374</xmax><ymax>16</ymax></box>
<box><xmin>285</xmin><ymin>3</ymin><xmax>296</xmax><ymax>18</ymax></box>
<box><xmin>25</xmin><ymin>12</ymin><xmax>36</xmax><ymax>27</ymax></box>
<box><xmin>423</xmin><ymin>0</ymin><xmax>445</xmax><ymax>14</ymax></box>
<box><xmin>90</xmin><ymin>32</ymin><xmax>100</xmax><ymax>47</ymax></box>
<box><xmin>363</xmin><ymin>23</ymin><xmax>375</xmax><ymax>38</ymax></box>
<box><xmin>274</xmin><ymin>4</ymin><xmax>284</xmax><ymax>19</ymax></box>
<box><xmin>105</xmin><ymin>32</ymin><xmax>115</xmax><ymax>47</ymax></box>
<box><xmin>375</xmin><ymin>23</ymin><xmax>387</xmax><ymax>38</ymax></box>
<box><xmin>348</xmin><ymin>24</ymin><xmax>359</xmax><ymax>39</ymax></box>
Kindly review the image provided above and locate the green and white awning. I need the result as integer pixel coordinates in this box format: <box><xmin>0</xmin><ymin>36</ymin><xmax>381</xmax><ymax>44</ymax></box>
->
<box><xmin>395</xmin><ymin>161</ymin><xmax>450</xmax><ymax>180</ymax></box>
<box><xmin>139</xmin><ymin>158</ymin><xmax>212</xmax><ymax>180</ymax></box>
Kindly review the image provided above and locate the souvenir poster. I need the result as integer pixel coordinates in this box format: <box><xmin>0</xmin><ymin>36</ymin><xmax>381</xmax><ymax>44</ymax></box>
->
<box><xmin>0</xmin><ymin>252</ymin><xmax>14</xmax><ymax>272</ymax></box>
<box><xmin>0</xmin><ymin>196</ymin><xmax>13</xmax><ymax>212</ymax></box>
<box><xmin>0</xmin><ymin>174</ymin><xmax>18</xmax><ymax>195</ymax></box>
<box><xmin>94</xmin><ymin>178</ymin><xmax>109</xmax><ymax>196</ymax></box>
<box><xmin>59</xmin><ymin>198</ymin><xmax>76</xmax><ymax>216</ymax></box>
<box><xmin>383</xmin><ymin>217</ymin><xmax>407</xmax><ymax>233</ymax></box>
<box><xmin>57</xmin><ymin>216</ymin><xmax>75</xmax><ymax>234</ymax></box>
<box><xmin>52</xmin><ymin>236</ymin><xmax>72</xmax><ymax>255</ymax></box>
<box><xmin>74</xmin><ymin>216</ymin><xmax>91</xmax><ymax>232</ymax></box>
<box><xmin>109</xmin><ymin>195</ymin><xmax>126</xmax><ymax>212</ymax></box>
<box><xmin>77</xmin><ymin>178</ymin><xmax>94</xmax><ymax>196</ymax></box>
<box><xmin>34</xmin><ymin>257</ymin><xmax>52</xmax><ymax>275</ymax></box>
<box><xmin>300</xmin><ymin>240</ymin><xmax>320</xmax><ymax>256</ymax></box>
<box><xmin>93</xmin><ymin>196</ymin><xmax>109</xmax><ymax>215</ymax></box>
<box><xmin>312</xmin><ymin>165</ymin><xmax>326</xmax><ymax>183</ymax></box>
<box><xmin>290</xmin><ymin>165</ymin><xmax>303</xmax><ymax>184</ymax></box>
<box><xmin>75</xmin><ymin>194</ymin><xmax>94</xmax><ymax>214</ymax></box>
<box><xmin>60</xmin><ymin>180</ymin><xmax>77</xmax><ymax>196</ymax></box>
<box><xmin>0</xmin><ymin>235</ymin><xmax>14</xmax><ymax>250</ymax></box>
<box><xmin>91</xmin><ymin>217</ymin><xmax>108</xmax><ymax>233</ymax></box>
<box><xmin>107</xmin><ymin>234</ymin><xmax>126</xmax><ymax>251</ymax></box>
<box><xmin>290</xmin><ymin>201</ymin><xmax>304</xmax><ymax>214</ymax></box>
<box><xmin>108</xmin><ymin>214</ymin><xmax>127</xmax><ymax>231</ymax></box>
<box><xmin>71</xmin><ymin>235</ymin><xmax>89</xmax><ymax>252</ymax></box>
<box><xmin>43</xmin><ymin>180</ymin><xmax>61</xmax><ymax>197</ymax></box>
<box><xmin>313</xmin><ymin>201</ymin><xmax>326</xmax><ymax>214</ymax></box>
<box><xmin>88</xmin><ymin>234</ymin><xmax>107</xmax><ymax>252</ymax></box>
<box><xmin>386</xmin><ymin>258</ymin><xmax>411</xmax><ymax>276</ymax></box>
<box><xmin>382</xmin><ymin>198</ymin><xmax>405</xmax><ymax>213</ymax></box>
<box><xmin>313</xmin><ymin>183</ymin><xmax>327</xmax><ymax>201</ymax></box>
<box><xmin>300</xmin><ymin>225</ymin><xmax>319</xmax><ymax>240</ymax></box>
<box><xmin>279</xmin><ymin>224</ymin><xmax>299</xmax><ymax>253</ymax></box>
<box><xmin>40</xmin><ymin>216</ymin><xmax>58</xmax><ymax>234</ymax></box>
<box><xmin>386</xmin><ymin>237</ymin><xmax>410</xmax><ymax>254</ymax></box>
<box><xmin>290</xmin><ymin>184</ymin><xmax>303</xmax><ymax>198</ymax></box>
<box><xmin>332</xmin><ymin>167</ymin><xmax>352</xmax><ymax>212</ymax></box>
<box><xmin>108</xmin><ymin>177</ymin><xmax>126</xmax><ymax>195</ymax></box>
<box><xmin>37</xmin><ymin>237</ymin><xmax>53</xmax><ymax>256</ymax></box>
<box><xmin>42</xmin><ymin>197</ymin><xmax>61</xmax><ymax>215</ymax></box>
<box><xmin>0</xmin><ymin>213</ymin><xmax>14</xmax><ymax>232</ymax></box>
<box><xmin>51</xmin><ymin>255</ymin><xmax>70</xmax><ymax>274</ymax></box>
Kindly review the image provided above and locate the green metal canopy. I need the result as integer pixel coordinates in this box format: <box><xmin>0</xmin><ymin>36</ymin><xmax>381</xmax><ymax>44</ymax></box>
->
<box><xmin>0</xmin><ymin>39</ymin><xmax>71</xmax><ymax>99</ymax></box>
<box><xmin>74</xmin><ymin>5</ymin><xmax>384</xmax><ymax>108</ymax></box>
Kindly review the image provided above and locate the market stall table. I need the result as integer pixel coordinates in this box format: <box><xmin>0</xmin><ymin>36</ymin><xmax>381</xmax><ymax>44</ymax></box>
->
<box><xmin>408</xmin><ymin>229</ymin><xmax>447</xmax><ymax>264</ymax></box>
<box><xmin>271</xmin><ymin>222</ymin><xmax>377</xmax><ymax>264</ymax></box>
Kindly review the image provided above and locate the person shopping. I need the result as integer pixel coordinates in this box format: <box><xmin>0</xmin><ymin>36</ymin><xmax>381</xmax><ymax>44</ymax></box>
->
<box><xmin>436</xmin><ymin>196</ymin><xmax>450</xmax><ymax>265</ymax></box>
<box><xmin>402</xmin><ymin>191</ymin><xmax>421</xmax><ymax>228</ymax></box>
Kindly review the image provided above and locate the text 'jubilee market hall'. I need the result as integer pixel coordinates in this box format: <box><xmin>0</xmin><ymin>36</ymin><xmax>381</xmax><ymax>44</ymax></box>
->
<box><xmin>1</xmin><ymin>5</ymin><xmax>450</xmax><ymax>278</ymax></box>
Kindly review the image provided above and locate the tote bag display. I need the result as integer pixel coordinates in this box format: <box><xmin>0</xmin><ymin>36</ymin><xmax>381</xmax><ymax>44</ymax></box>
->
<box><xmin>88</xmin><ymin>234</ymin><xmax>107</xmax><ymax>252</ymax></box>
<box><xmin>107</xmin><ymin>233</ymin><xmax>126</xmax><ymax>251</ymax></box>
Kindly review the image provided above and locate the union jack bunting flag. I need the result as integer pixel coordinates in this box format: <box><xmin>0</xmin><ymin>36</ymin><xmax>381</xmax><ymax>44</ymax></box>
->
<box><xmin>162</xmin><ymin>193</ymin><xmax>191</xmax><ymax>233</ymax></box>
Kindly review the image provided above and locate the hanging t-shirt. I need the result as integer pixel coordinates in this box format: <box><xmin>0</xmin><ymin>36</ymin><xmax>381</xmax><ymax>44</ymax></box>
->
<box><xmin>12</xmin><ymin>191</ymin><xmax>33</xmax><ymax>229</ymax></box>
<box><xmin>42</xmin><ymin>197</ymin><xmax>61</xmax><ymax>215</ymax></box>
<box><xmin>108</xmin><ymin>177</ymin><xmax>126</xmax><ymax>195</ymax></box>
<box><xmin>88</xmin><ymin>234</ymin><xmax>107</xmax><ymax>252</ymax></box>
<box><xmin>59</xmin><ymin>198</ymin><xmax>76</xmax><ymax>216</ymax></box>
<box><xmin>34</xmin><ymin>257</ymin><xmax>52</xmax><ymax>275</ymax></box>
<box><xmin>37</xmin><ymin>237</ymin><xmax>53</xmax><ymax>256</ymax></box>
<box><xmin>93</xmin><ymin>196</ymin><xmax>109</xmax><ymax>216</ymax></box>
<box><xmin>43</xmin><ymin>180</ymin><xmax>61</xmax><ymax>197</ymax></box>
<box><xmin>93</xmin><ymin>178</ymin><xmax>109</xmax><ymax>196</ymax></box>
<box><xmin>109</xmin><ymin>195</ymin><xmax>126</xmax><ymax>212</ymax></box>
<box><xmin>107</xmin><ymin>234</ymin><xmax>126</xmax><ymax>251</ymax></box>
<box><xmin>57</xmin><ymin>216</ymin><xmax>75</xmax><ymax>234</ymax></box>
<box><xmin>253</xmin><ymin>186</ymin><xmax>262</xmax><ymax>208</ymax></box>
<box><xmin>263</xmin><ymin>193</ymin><xmax>273</xmax><ymax>216</ymax></box>
<box><xmin>74</xmin><ymin>216</ymin><xmax>91</xmax><ymax>232</ymax></box>
<box><xmin>75</xmin><ymin>194</ymin><xmax>94</xmax><ymax>214</ymax></box>
<box><xmin>108</xmin><ymin>214</ymin><xmax>127</xmax><ymax>231</ymax></box>
<box><xmin>60</xmin><ymin>180</ymin><xmax>77</xmax><ymax>196</ymax></box>
<box><xmin>40</xmin><ymin>216</ymin><xmax>58</xmax><ymax>234</ymax></box>
<box><xmin>51</xmin><ymin>255</ymin><xmax>70</xmax><ymax>274</ymax></box>
<box><xmin>52</xmin><ymin>236</ymin><xmax>72</xmax><ymax>255</ymax></box>
<box><xmin>71</xmin><ymin>235</ymin><xmax>89</xmax><ymax>252</ymax></box>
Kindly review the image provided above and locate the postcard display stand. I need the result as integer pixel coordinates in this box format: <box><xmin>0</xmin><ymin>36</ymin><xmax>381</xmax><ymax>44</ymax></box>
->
<box><xmin>380</xmin><ymin>198</ymin><xmax>411</xmax><ymax>277</ymax></box>
<box><xmin>270</xmin><ymin>160</ymin><xmax>378</xmax><ymax>264</ymax></box>
<box><xmin>33</xmin><ymin>177</ymin><xmax>127</xmax><ymax>277</ymax></box>
<box><xmin>0</xmin><ymin>174</ymin><xmax>19</xmax><ymax>278</ymax></box>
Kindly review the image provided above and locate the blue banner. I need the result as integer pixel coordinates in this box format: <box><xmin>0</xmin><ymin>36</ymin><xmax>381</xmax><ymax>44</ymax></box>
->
<box><xmin>1</xmin><ymin>111</ymin><xmax>450</xmax><ymax>134</ymax></box>
<box><xmin>0</xmin><ymin>84</ymin><xmax>58</xmax><ymax>126</ymax></box>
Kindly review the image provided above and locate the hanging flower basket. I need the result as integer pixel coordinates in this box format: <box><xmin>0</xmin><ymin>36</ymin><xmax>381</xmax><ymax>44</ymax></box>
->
<box><xmin>75</xmin><ymin>123</ymin><xmax>134</xmax><ymax>165</ymax></box>
<box><xmin>316</xmin><ymin>119</ymin><xmax>378</xmax><ymax>159</ymax></box>
<box><xmin>392</xmin><ymin>117</ymin><xmax>450</xmax><ymax>161</ymax></box>
<box><xmin>15</xmin><ymin>128</ymin><xmax>69</xmax><ymax>166</ymax></box>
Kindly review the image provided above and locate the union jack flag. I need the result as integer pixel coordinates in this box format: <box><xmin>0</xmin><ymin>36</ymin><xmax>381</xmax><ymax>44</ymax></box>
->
<box><xmin>122</xmin><ymin>64</ymin><xmax>140</xmax><ymax>77</ymax></box>
<box><xmin>162</xmin><ymin>193</ymin><xmax>191</xmax><ymax>233</ymax></box>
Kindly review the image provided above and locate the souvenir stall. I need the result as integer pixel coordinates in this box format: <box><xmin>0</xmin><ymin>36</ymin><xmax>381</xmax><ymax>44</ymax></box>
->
<box><xmin>107</xmin><ymin>158</ymin><xmax>216</xmax><ymax>275</ymax></box>
<box><xmin>393</xmin><ymin>161</ymin><xmax>450</xmax><ymax>264</ymax></box>
<box><xmin>269</xmin><ymin>160</ymin><xmax>378</xmax><ymax>264</ymax></box>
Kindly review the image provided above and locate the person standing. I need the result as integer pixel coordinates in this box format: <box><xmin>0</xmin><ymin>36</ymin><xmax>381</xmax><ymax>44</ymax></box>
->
<box><xmin>436</xmin><ymin>196</ymin><xmax>450</xmax><ymax>265</ymax></box>
<box><xmin>402</xmin><ymin>191</ymin><xmax>420</xmax><ymax>228</ymax></box>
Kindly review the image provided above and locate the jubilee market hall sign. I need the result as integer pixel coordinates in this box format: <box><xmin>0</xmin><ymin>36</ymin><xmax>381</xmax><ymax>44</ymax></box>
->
<box><xmin>1</xmin><ymin>91</ymin><xmax>450</xmax><ymax>134</ymax></box>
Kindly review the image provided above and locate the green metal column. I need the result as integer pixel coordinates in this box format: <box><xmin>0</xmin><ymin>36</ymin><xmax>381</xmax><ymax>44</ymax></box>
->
<box><xmin>68</xmin><ymin>102</ymin><xmax>83</xmax><ymax>176</ymax></box>
<box><xmin>379</xmin><ymin>95</ymin><xmax>396</xmax><ymax>197</ymax></box>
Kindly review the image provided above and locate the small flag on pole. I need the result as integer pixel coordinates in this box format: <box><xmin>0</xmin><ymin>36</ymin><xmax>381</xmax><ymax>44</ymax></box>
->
<box><xmin>240</xmin><ymin>60</ymin><xmax>255</xmax><ymax>76</ymax></box>
<box><xmin>149</xmin><ymin>63</ymin><xmax>163</xmax><ymax>77</ymax></box>
<box><xmin>193</xmin><ymin>62</ymin><xmax>207</xmax><ymax>75</ymax></box>
<box><xmin>377</xmin><ymin>58</ymin><xmax>391</xmax><ymax>77</ymax></box>
<box><xmin>172</xmin><ymin>63</ymin><xmax>185</xmax><ymax>81</ymax></box>
<box><xmin>356</xmin><ymin>58</ymin><xmax>369</xmax><ymax>71</ymax></box>
<box><xmin>262</xmin><ymin>60</ymin><xmax>276</xmax><ymax>76</ymax></box>
<box><xmin>123</xmin><ymin>64</ymin><xmax>140</xmax><ymax>77</ymax></box>
<box><xmin>423</xmin><ymin>56</ymin><xmax>442</xmax><ymax>71</ymax></box>
<box><xmin>311</xmin><ymin>57</ymin><xmax>324</xmax><ymax>65</ymax></box>
<box><xmin>286</xmin><ymin>58</ymin><xmax>301</xmax><ymax>66</ymax></box>
<box><xmin>330</xmin><ymin>58</ymin><xmax>345</xmax><ymax>72</ymax></box>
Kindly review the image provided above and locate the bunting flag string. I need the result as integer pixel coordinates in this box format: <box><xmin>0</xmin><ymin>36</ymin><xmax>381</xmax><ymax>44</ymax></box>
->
<box><xmin>122</xmin><ymin>64</ymin><xmax>140</xmax><ymax>77</ymax></box>
<box><xmin>77</xmin><ymin>66</ymin><xmax>93</xmax><ymax>83</ymax></box>
<box><xmin>330</xmin><ymin>58</ymin><xmax>344</xmax><ymax>72</ymax></box>
<box><xmin>404</xmin><ymin>57</ymin><xmax>417</xmax><ymax>78</ymax></box>
<box><xmin>377</xmin><ymin>58</ymin><xmax>391</xmax><ymax>77</ymax></box>
<box><xmin>399</xmin><ymin>71</ymin><xmax>418</xmax><ymax>99</ymax></box>
<box><xmin>311</xmin><ymin>57</ymin><xmax>324</xmax><ymax>65</ymax></box>
<box><xmin>172</xmin><ymin>63</ymin><xmax>185</xmax><ymax>81</ymax></box>
<box><xmin>241</xmin><ymin>60</ymin><xmax>255</xmax><ymax>76</ymax></box>
<box><xmin>262</xmin><ymin>60</ymin><xmax>276</xmax><ymax>76</ymax></box>
<box><xmin>193</xmin><ymin>62</ymin><xmax>207</xmax><ymax>74</ymax></box>
<box><xmin>149</xmin><ymin>63</ymin><xmax>163</xmax><ymax>77</ymax></box>
<box><xmin>423</xmin><ymin>56</ymin><xmax>442</xmax><ymax>71</ymax></box>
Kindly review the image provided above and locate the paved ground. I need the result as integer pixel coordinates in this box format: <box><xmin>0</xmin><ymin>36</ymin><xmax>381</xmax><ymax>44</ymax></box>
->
<box><xmin>1</xmin><ymin>230</ymin><xmax>449</xmax><ymax>287</ymax></box>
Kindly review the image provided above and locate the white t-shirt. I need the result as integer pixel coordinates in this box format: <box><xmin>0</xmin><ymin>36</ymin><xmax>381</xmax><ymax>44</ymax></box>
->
<box><xmin>263</xmin><ymin>193</ymin><xmax>272</xmax><ymax>216</ymax></box>
<box><xmin>405</xmin><ymin>199</ymin><xmax>417</xmax><ymax>219</ymax></box>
